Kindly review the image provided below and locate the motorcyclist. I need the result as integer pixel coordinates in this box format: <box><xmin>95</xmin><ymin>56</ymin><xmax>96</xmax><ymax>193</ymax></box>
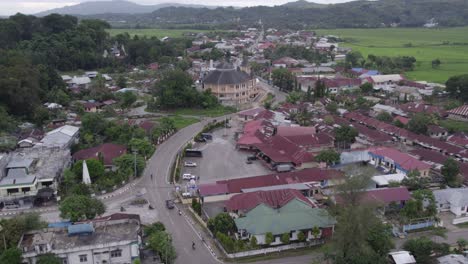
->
<box><xmin>192</xmin><ymin>241</ymin><xmax>195</xmax><ymax>249</ymax></box>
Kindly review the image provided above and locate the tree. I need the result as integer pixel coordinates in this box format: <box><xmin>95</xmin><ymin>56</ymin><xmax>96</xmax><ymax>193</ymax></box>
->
<box><xmin>72</xmin><ymin>159</ymin><xmax>105</xmax><ymax>182</ymax></box>
<box><xmin>250</xmin><ymin>235</ymin><xmax>258</xmax><ymax>248</ymax></box>
<box><xmin>402</xmin><ymin>170</ymin><xmax>427</xmax><ymax>190</ymax></box>
<box><xmin>116</xmin><ymin>75</ymin><xmax>127</xmax><ymax>88</ymax></box>
<box><xmin>37</xmin><ymin>253</ymin><xmax>61</xmax><ymax>264</ymax></box>
<box><xmin>59</xmin><ymin>195</ymin><xmax>105</xmax><ymax>221</ymax></box>
<box><xmin>334</xmin><ymin>125</ymin><xmax>358</xmax><ymax>148</ymax></box>
<box><xmin>376</xmin><ymin>112</ymin><xmax>393</xmax><ymax>123</ymax></box>
<box><xmin>311</xmin><ymin>226</ymin><xmax>321</xmax><ymax>240</ymax></box>
<box><xmin>0</xmin><ymin>248</ymin><xmax>22</xmax><ymax>264</ymax></box>
<box><xmin>129</xmin><ymin>138</ymin><xmax>155</xmax><ymax>157</ymax></box>
<box><xmin>345</xmin><ymin>51</ymin><xmax>364</xmax><ymax>67</ymax></box>
<box><xmin>432</xmin><ymin>59</ymin><xmax>441</xmax><ymax>69</ymax></box>
<box><xmin>315</xmin><ymin>149</ymin><xmax>340</xmax><ymax>166</ymax></box>
<box><xmin>314</xmin><ymin>79</ymin><xmax>327</xmax><ymax>98</ymax></box>
<box><xmin>148</xmin><ymin>230</ymin><xmax>177</xmax><ymax>264</ymax></box>
<box><xmin>457</xmin><ymin>238</ymin><xmax>467</xmax><ymax>252</ymax></box>
<box><xmin>281</xmin><ymin>233</ymin><xmax>290</xmax><ymax>244</ymax></box>
<box><xmin>394</xmin><ymin>119</ymin><xmax>406</xmax><ymax>128</ymax></box>
<box><xmin>271</xmin><ymin>68</ymin><xmax>294</xmax><ymax>91</ymax></box>
<box><xmin>297</xmin><ymin>231</ymin><xmax>306</xmax><ymax>242</ymax></box>
<box><xmin>360</xmin><ymin>82</ymin><xmax>373</xmax><ymax>94</ymax></box>
<box><xmin>113</xmin><ymin>154</ymin><xmax>145</xmax><ymax>177</ymax></box>
<box><xmin>191</xmin><ymin>198</ymin><xmax>202</xmax><ymax>216</ymax></box>
<box><xmin>145</xmin><ymin>222</ymin><xmax>166</xmax><ymax>236</ymax></box>
<box><xmin>407</xmin><ymin>113</ymin><xmax>430</xmax><ymax>134</ymax></box>
<box><xmin>0</xmin><ymin>213</ymin><xmax>46</xmax><ymax>251</ymax></box>
<box><xmin>265</xmin><ymin>232</ymin><xmax>274</xmax><ymax>245</ymax></box>
<box><xmin>286</xmin><ymin>91</ymin><xmax>302</xmax><ymax>104</ymax></box>
<box><xmin>441</xmin><ymin>158</ymin><xmax>460</xmax><ymax>187</ymax></box>
<box><xmin>328</xmin><ymin>174</ymin><xmax>392</xmax><ymax>264</ymax></box>
<box><xmin>117</xmin><ymin>91</ymin><xmax>137</xmax><ymax>111</ymax></box>
<box><xmin>446</xmin><ymin>74</ymin><xmax>468</xmax><ymax>103</ymax></box>
<box><xmin>403</xmin><ymin>237</ymin><xmax>434</xmax><ymax>264</ymax></box>
<box><xmin>325</xmin><ymin>101</ymin><xmax>338</xmax><ymax>114</ymax></box>
<box><xmin>207</xmin><ymin>213</ymin><xmax>236</xmax><ymax>235</ymax></box>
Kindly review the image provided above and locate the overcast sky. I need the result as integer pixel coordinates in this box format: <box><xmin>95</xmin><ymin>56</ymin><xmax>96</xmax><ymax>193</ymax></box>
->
<box><xmin>0</xmin><ymin>0</ymin><xmax>354</xmax><ymax>16</ymax></box>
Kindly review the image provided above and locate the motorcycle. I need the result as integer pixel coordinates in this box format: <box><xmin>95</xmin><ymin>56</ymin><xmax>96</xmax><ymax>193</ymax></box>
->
<box><xmin>120</xmin><ymin>206</ymin><xmax>125</xmax><ymax>212</ymax></box>
<box><xmin>192</xmin><ymin>242</ymin><xmax>196</xmax><ymax>250</ymax></box>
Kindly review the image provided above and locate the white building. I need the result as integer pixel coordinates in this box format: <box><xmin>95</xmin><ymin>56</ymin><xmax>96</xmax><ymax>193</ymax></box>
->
<box><xmin>20</xmin><ymin>213</ymin><xmax>141</xmax><ymax>264</ymax></box>
<box><xmin>433</xmin><ymin>188</ymin><xmax>468</xmax><ymax>223</ymax></box>
<box><xmin>38</xmin><ymin>125</ymin><xmax>79</xmax><ymax>149</ymax></box>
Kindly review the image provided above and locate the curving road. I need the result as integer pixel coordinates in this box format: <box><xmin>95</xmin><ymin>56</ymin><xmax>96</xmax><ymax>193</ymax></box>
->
<box><xmin>141</xmin><ymin>118</ymin><xmax>221</xmax><ymax>264</ymax></box>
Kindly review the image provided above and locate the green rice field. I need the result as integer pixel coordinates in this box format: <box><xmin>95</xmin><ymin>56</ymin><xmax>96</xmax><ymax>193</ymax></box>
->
<box><xmin>107</xmin><ymin>28</ymin><xmax>216</xmax><ymax>38</ymax></box>
<box><xmin>316</xmin><ymin>27</ymin><xmax>468</xmax><ymax>84</ymax></box>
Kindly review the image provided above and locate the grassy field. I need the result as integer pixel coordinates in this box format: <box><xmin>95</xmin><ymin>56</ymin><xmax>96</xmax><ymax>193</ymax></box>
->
<box><xmin>108</xmin><ymin>28</ymin><xmax>216</xmax><ymax>38</ymax></box>
<box><xmin>172</xmin><ymin>106</ymin><xmax>235</xmax><ymax>117</ymax></box>
<box><xmin>316</xmin><ymin>27</ymin><xmax>468</xmax><ymax>84</ymax></box>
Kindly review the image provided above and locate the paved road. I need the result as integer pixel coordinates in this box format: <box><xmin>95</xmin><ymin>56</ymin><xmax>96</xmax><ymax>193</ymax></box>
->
<box><xmin>140</xmin><ymin>118</ymin><xmax>223</xmax><ymax>264</ymax></box>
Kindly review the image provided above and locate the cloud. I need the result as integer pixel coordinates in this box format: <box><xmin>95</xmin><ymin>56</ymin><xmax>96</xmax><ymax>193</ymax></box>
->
<box><xmin>0</xmin><ymin>1</ymin><xmax>78</xmax><ymax>15</ymax></box>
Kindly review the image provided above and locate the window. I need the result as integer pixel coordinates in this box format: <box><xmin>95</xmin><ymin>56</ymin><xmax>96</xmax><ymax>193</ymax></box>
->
<box><xmin>79</xmin><ymin>254</ymin><xmax>87</xmax><ymax>262</ymax></box>
<box><xmin>61</xmin><ymin>258</ymin><xmax>68</xmax><ymax>264</ymax></box>
<box><xmin>111</xmin><ymin>249</ymin><xmax>122</xmax><ymax>258</ymax></box>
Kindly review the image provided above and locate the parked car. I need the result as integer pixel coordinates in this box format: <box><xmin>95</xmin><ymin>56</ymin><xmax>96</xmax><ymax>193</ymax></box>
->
<box><xmin>182</xmin><ymin>173</ymin><xmax>196</xmax><ymax>180</ymax></box>
<box><xmin>246</xmin><ymin>160</ymin><xmax>253</xmax><ymax>164</ymax></box>
<box><xmin>184</xmin><ymin>161</ymin><xmax>197</xmax><ymax>167</ymax></box>
<box><xmin>165</xmin><ymin>200</ymin><xmax>175</xmax><ymax>209</ymax></box>
<box><xmin>182</xmin><ymin>192</ymin><xmax>191</xmax><ymax>198</ymax></box>
<box><xmin>247</xmin><ymin>155</ymin><xmax>258</xmax><ymax>161</ymax></box>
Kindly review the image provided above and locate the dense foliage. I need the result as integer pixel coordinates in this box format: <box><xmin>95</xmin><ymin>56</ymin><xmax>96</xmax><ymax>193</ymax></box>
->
<box><xmin>85</xmin><ymin>0</ymin><xmax>468</xmax><ymax>29</ymax></box>
<box><xmin>151</xmin><ymin>69</ymin><xmax>219</xmax><ymax>110</ymax></box>
<box><xmin>446</xmin><ymin>74</ymin><xmax>468</xmax><ymax>103</ymax></box>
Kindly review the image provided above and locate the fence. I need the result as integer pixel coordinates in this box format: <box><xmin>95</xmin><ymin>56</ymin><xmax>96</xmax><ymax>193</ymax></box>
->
<box><xmin>402</xmin><ymin>219</ymin><xmax>435</xmax><ymax>232</ymax></box>
<box><xmin>453</xmin><ymin>216</ymin><xmax>468</xmax><ymax>225</ymax></box>
<box><xmin>224</xmin><ymin>240</ymin><xmax>324</xmax><ymax>258</ymax></box>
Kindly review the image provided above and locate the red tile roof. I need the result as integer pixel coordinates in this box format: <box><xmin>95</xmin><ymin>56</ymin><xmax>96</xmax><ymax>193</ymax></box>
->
<box><xmin>217</xmin><ymin>168</ymin><xmax>343</xmax><ymax>194</ymax></box>
<box><xmin>409</xmin><ymin>148</ymin><xmax>447</xmax><ymax>166</ymax></box>
<box><xmin>198</xmin><ymin>183</ymin><xmax>229</xmax><ymax>196</ymax></box>
<box><xmin>336</xmin><ymin>187</ymin><xmax>411</xmax><ymax>205</ymax></box>
<box><xmin>255</xmin><ymin>135</ymin><xmax>312</xmax><ymax>165</ymax></box>
<box><xmin>73</xmin><ymin>143</ymin><xmax>127</xmax><ymax>166</ymax></box>
<box><xmin>276</xmin><ymin>126</ymin><xmax>316</xmax><ymax>137</ymax></box>
<box><xmin>447</xmin><ymin>133</ymin><xmax>468</xmax><ymax>148</ymax></box>
<box><xmin>369</xmin><ymin>147</ymin><xmax>431</xmax><ymax>171</ymax></box>
<box><xmin>226</xmin><ymin>189</ymin><xmax>314</xmax><ymax>212</ymax></box>
<box><xmin>447</xmin><ymin>105</ymin><xmax>468</xmax><ymax>117</ymax></box>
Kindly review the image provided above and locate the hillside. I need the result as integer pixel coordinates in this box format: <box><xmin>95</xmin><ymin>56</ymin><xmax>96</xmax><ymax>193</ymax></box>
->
<box><xmin>81</xmin><ymin>0</ymin><xmax>468</xmax><ymax>29</ymax></box>
<box><xmin>281</xmin><ymin>0</ymin><xmax>328</xmax><ymax>9</ymax></box>
<box><xmin>35</xmin><ymin>0</ymin><xmax>213</xmax><ymax>16</ymax></box>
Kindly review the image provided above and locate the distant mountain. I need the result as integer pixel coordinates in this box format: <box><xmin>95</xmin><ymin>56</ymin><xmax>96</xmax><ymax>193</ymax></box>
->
<box><xmin>281</xmin><ymin>0</ymin><xmax>327</xmax><ymax>9</ymax></box>
<box><xmin>35</xmin><ymin>0</ymin><xmax>213</xmax><ymax>16</ymax></box>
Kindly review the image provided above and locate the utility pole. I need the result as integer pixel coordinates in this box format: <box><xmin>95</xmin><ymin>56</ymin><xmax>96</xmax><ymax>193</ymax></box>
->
<box><xmin>132</xmin><ymin>148</ymin><xmax>137</xmax><ymax>179</ymax></box>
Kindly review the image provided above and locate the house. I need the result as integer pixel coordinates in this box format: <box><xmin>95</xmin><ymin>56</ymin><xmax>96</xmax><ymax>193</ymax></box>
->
<box><xmin>198</xmin><ymin>168</ymin><xmax>344</xmax><ymax>200</ymax></box>
<box><xmin>0</xmin><ymin>147</ymin><xmax>71</xmax><ymax>204</ymax></box>
<box><xmin>447</xmin><ymin>105</ymin><xmax>468</xmax><ymax>122</ymax></box>
<box><xmin>19</xmin><ymin>213</ymin><xmax>141</xmax><ymax>264</ymax></box>
<box><xmin>336</xmin><ymin>187</ymin><xmax>411</xmax><ymax>208</ymax></box>
<box><xmin>388</xmin><ymin>251</ymin><xmax>417</xmax><ymax>264</ymax></box>
<box><xmin>272</xmin><ymin>57</ymin><xmax>299</xmax><ymax>68</ymax></box>
<box><xmin>73</xmin><ymin>143</ymin><xmax>127</xmax><ymax>169</ymax></box>
<box><xmin>234</xmin><ymin>198</ymin><xmax>335</xmax><ymax>245</ymax></box>
<box><xmin>226</xmin><ymin>189</ymin><xmax>316</xmax><ymax>216</ymax></box>
<box><xmin>371</xmin><ymin>173</ymin><xmax>406</xmax><ymax>188</ymax></box>
<box><xmin>70</xmin><ymin>76</ymin><xmax>91</xmax><ymax>89</ymax></box>
<box><xmin>433</xmin><ymin>188</ymin><xmax>468</xmax><ymax>223</ymax></box>
<box><xmin>437</xmin><ymin>254</ymin><xmax>468</xmax><ymax>264</ymax></box>
<box><xmin>38</xmin><ymin>125</ymin><xmax>79</xmax><ymax>149</ymax></box>
<box><xmin>81</xmin><ymin>101</ymin><xmax>103</xmax><ymax>113</ymax></box>
<box><xmin>368</xmin><ymin>147</ymin><xmax>431</xmax><ymax>176</ymax></box>
<box><xmin>427</xmin><ymin>125</ymin><xmax>448</xmax><ymax>139</ymax></box>
<box><xmin>237</xmin><ymin>107</ymin><xmax>266</xmax><ymax>121</ymax></box>
<box><xmin>447</xmin><ymin>133</ymin><xmax>468</xmax><ymax>148</ymax></box>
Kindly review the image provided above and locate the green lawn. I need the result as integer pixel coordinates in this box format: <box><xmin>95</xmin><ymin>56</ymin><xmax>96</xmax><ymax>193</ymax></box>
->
<box><xmin>172</xmin><ymin>106</ymin><xmax>235</xmax><ymax>117</ymax></box>
<box><xmin>440</xmin><ymin>119</ymin><xmax>468</xmax><ymax>133</ymax></box>
<box><xmin>316</xmin><ymin>27</ymin><xmax>468</xmax><ymax>84</ymax></box>
<box><xmin>157</xmin><ymin>115</ymin><xmax>199</xmax><ymax>130</ymax></box>
<box><xmin>108</xmin><ymin>28</ymin><xmax>216</xmax><ymax>38</ymax></box>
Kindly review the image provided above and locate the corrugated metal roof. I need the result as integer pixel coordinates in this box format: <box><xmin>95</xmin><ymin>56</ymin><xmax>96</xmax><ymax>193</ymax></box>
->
<box><xmin>68</xmin><ymin>223</ymin><xmax>95</xmax><ymax>235</ymax></box>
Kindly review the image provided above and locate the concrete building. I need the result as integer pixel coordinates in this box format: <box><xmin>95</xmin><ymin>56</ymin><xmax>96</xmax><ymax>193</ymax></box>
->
<box><xmin>0</xmin><ymin>147</ymin><xmax>71</xmax><ymax>204</ymax></box>
<box><xmin>434</xmin><ymin>188</ymin><xmax>468</xmax><ymax>224</ymax></box>
<box><xmin>19</xmin><ymin>213</ymin><xmax>141</xmax><ymax>264</ymax></box>
<box><xmin>38</xmin><ymin>125</ymin><xmax>79</xmax><ymax>149</ymax></box>
<box><xmin>203</xmin><ymin>63</ymin><xmax>258</xmax><ymax>106</ymax></box>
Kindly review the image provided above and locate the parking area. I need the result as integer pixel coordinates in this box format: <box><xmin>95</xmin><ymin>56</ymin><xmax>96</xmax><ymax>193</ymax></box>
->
<box><xmin>181</xmin><ymin>118</ymin><xmax>270</xmax><ymax>184</ymax></box>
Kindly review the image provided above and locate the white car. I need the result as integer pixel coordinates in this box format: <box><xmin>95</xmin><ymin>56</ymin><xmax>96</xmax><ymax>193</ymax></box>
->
<box><xmin>184</xmin><ymin>161</ymin><xmax>197</xmax><ymax>167</ymax></box>
<box><xmin>182</xmin><ymin>173</ymin><xmax>196</xmax><ymax>180</ymax></box>
<box><xmin>182</xmin><ymin>192</ymin><xmax>192</xmax><ymax>198</ymax></box>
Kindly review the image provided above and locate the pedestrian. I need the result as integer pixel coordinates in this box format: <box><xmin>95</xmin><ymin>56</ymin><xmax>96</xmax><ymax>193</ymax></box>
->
<box><xmin>151</xmin><ymin>174</ymin><xmax>153</xmax><ymax>179</ymax></box>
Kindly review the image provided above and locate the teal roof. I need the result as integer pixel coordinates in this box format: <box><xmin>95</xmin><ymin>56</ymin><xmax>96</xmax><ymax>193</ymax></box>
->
<box><xmin>234</xmin><ymin>199</ymin><xmax>335</xmax><ymax>236</ymax></box>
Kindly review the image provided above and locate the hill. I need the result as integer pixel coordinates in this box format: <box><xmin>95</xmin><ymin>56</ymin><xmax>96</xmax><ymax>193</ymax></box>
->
<box><xmin>80</xmin><ymin>0</ymin><xmax>468</xmax><ymax>29</ymax></box>
<box><xmin>35</xmin><ymin>0</ymin><xmax>213</xmax><ymax>16</ymax></box>
<box><xmin>281</xmin><ymin>0</ymin><xmax>327</xmax><ymax>9</ymax></box>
